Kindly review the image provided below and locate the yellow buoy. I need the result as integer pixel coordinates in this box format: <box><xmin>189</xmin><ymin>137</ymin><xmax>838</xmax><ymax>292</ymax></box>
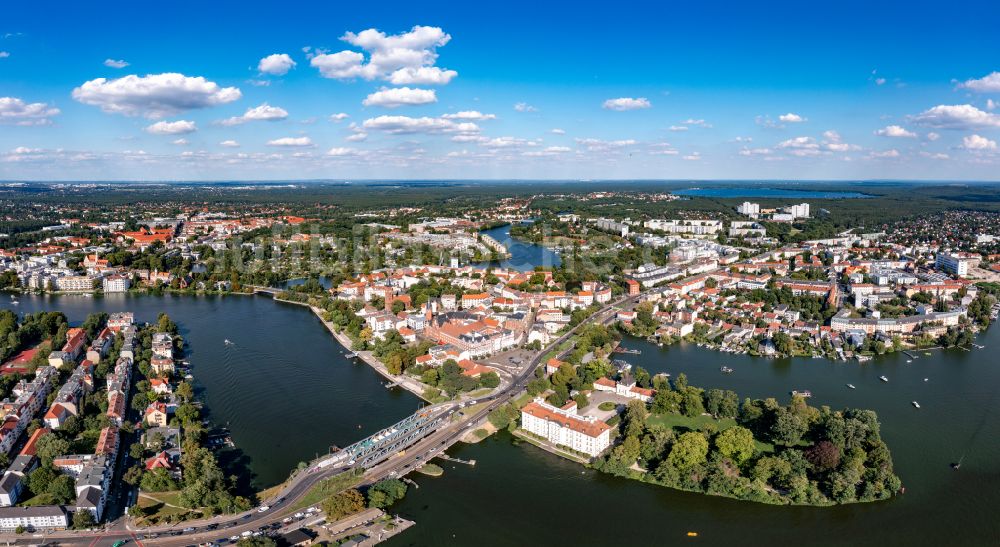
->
<box><xmin>687</xmin><ymin>532</ymin><xmax>699</xmax><ymax>537</ymax></box>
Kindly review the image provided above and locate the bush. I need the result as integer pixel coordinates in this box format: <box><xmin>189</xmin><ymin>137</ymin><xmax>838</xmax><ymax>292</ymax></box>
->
<box><xmin>598</xmin><ymin>402</ymin><xmax>616</xmax><ymax>411</ymax></box>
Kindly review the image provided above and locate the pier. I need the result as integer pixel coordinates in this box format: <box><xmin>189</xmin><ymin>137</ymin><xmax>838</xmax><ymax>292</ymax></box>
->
<box><xmin>436</xmin><ymin>453</ymin><xmax>476</xmax><ymax>466</ymax></box>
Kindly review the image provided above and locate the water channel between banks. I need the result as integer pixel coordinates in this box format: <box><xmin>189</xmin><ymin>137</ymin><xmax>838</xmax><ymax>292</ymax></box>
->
<box><xmin>8</xmin><ymin>293</ymin><xmax>1000</xmax><ymax>545</ymax></box>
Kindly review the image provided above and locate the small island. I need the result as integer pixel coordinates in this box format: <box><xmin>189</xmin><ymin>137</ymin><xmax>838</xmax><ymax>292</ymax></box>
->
<box><xmin>591</xmin><ymin>377</ymin><xmax>900</xmax><ymax>505</ymax></box>
<box><xmin>493</xmin><ymin>324</ymin><xmax>900</xmax><ymax>506</ymax></box>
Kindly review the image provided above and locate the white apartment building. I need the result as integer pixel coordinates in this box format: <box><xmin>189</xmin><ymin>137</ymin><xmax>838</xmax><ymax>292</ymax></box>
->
<box><xmin>595</xmin><ymin>218</ymin><xmax>630</xmax><ymax>237</ymax></box>
<box><xmin>520</xmin><ymin>398</ymin><xmax>612</xmax><ymax>457</ymax></box>
<box><xmin>102</xmin><ymin>275</ymin><xmax>130</xmax><ymax>293</ymax></box>
<box><xmin>737</xmin><ymin>202</ymin><xmax>760</xmax><ymax>217</ymax></box>
<box><xmin>644</xmin><ymin>219</ymin><xmax>722</xmax><ymax>235</ymax></box>
<box><xmin>785</xmin><ymin>203</ymin><xmax>810</xmax><ymax>219</ymax></box>
<box><xmin>935</xmin><ymin>251</ymin><xmax>977</xmax><ymax>277</ymax></box>
<box><xmin>0</xmin><ymin>506</ymin><xmax>69</xmax><ymax>531</ymax></box>
<box><xmin>55</xmin><ymin>275</ymin><xmax>95</xmax><ymax>292</ymax></box>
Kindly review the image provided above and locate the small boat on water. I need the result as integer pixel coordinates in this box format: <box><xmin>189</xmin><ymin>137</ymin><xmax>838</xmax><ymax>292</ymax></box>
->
<box><xmin>924</xmin><ymin>378</ymin><xmax>929</xmax><ymax>382</ymax></box>
<box><xmin>912</xmin><ymin>401</ymin><xmax>921</xmax><ymax>409</ymax></box>
<box><xmin>720</xmin><ymin>366</ymin><xmax>734</xmax><ymax>374</ymax></box>
<box><xmin>924</xmin><ymin>352</ymin><xmax>932</xmax><ymax>356</ymax></box>
<box><xmin>224</xmin><ymin>339</ymin><xmax>233</xmax><ymax>346</ymax></box>
<box><xmin>613</xmin><ymin>348</ymin><xmax>641</xmax><ymax>355</ymax></box>
<box><xmin>906</xmin><ymin>359</ymin><xmax>912</xmax><ymax>363</ymax></box>
<box><xmin>879</xmin><ymin>375</ymin><xmax>889</xmax><ymax>382</ymax></box>
<box><xmin>10</xmin><ymin>300</ymin><xmax>17</xmax><ymax>305</ymax></box>
<box><xmin>790</xmin><ymin>390</ymin><xmax>812</xmax><ymax>398</ymax></box>
<box><xmin>846</xmin><ymin>384</ymin><xmax>856</xmax><ymax>389</ymax></box>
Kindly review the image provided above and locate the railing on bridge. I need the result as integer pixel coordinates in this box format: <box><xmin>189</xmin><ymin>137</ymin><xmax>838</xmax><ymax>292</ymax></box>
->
<box><xmin>319</xmin><ymin>407</ymin><xmax>448</xmax><ymax>469</ymax></box>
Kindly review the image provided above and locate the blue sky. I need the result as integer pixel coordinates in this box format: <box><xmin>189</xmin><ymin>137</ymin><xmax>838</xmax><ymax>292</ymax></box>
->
<box><xmin>2</xmin><ymin>0</ymin><xmax>1000</xmax><ymax>180</ymax></box>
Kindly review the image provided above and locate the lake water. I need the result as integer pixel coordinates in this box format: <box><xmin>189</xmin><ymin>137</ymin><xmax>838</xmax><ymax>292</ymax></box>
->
<box><xmin>476</xmin><ymin>224</ymin><xmax>561</xmax><ymax>272</ymax></box>
<box><xmin>674</xmin><ymin>187</ymin><xmax>871</xmax><ymax>199</ymax></box>
<box><xmin>6</xmin><ymin>294</ymin><xmax>1000</xmax><ymax>545</ymax></box>
<box><xmin>5</xmin><ymin>294</ymin><xmax>418</xmax><ymax>489</ymax></box>
<box><xmin>387</xmin><ymin>327</ymin><xmax>1000</xmax><ymax>546</ymax></box>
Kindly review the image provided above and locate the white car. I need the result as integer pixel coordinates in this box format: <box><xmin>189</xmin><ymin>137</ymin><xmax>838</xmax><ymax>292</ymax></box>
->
<box><xmin>257</xmin><ymin>505</ymin><xmax>270</xmax><ymax>513</ymax></box>
<box><xmin>229</xmin><ymin>536</ymin><xmax>239</xmax><ymax>542</ymax></box>
<box><xmin>241</xmin><ymin>531</ymin><xmax>253</xmax><ymax>537</ymax></box>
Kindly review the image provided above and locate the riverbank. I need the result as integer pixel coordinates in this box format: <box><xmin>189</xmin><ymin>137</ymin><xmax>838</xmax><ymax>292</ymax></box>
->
<box><xmin>266</xmin><ymin>293</ymin><xmax>436</xmax><ymax>403</ymax></box>
<box><xmin>303</xmin><ymin>303</ymin><xmax>435</xmax><ymax>403</ymax></box>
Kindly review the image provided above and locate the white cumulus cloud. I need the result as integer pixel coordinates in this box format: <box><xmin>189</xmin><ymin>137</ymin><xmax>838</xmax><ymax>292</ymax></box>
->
<box><xmin>958</xmin><ymin>72</ymin><xmax>1000</xmax><ymax>93</ymax></box>
<box><xmin>912</xmin><ymin>104</ymin><xmax>1000</xmax><ymax>129</ymax></box>
<box><xmin>441</xmin><ymin>111</ymin><xmax>495</xmax><ymax>121</ymax></box>
<box><xmin>72</xmin><ymin>73</ymin><xmax>241</xmax><ymax>118</ymax></box>
<box><xmin>258</xmin><ymin>53</ymin><xmax>296</xmax><ymax>75</ymax></box>
<box><xmin>310</xmin><ymin>25</ymin><xmax>456</xmax><ymax>85</ymax></box>
<box><xmin>963</xmin><ymin>134</ymin><xmax>998</xmax><ymax>151</ymax></box>
<box><xmin>602</xmin><ymin>97</ymin><xmax>651</xmax><ymax>111</ymax></box>
<box><xmin>104</xmin><ymin>59</ymin><xmax>129</xmax><ymax>69</ymax></box>
<box><xmin>362</xmin><ymin>115</ymin><xmax>479</xmax><ymax>135</ymax></box>
<box><xmin>779</xmin><ymin>113</ymin><xmax>806</xmax><ymax>123</ymax></box>
<box><xmin>329</xmin><ymin>113</ymin><xmax>350</xmax><ymax>122</ymax></box>
<box><xmin>874</xmin><ymin>125</ymin><xmax>916</xmax><ymax>138</ymax></box>
<box><xmin>362</xmin><ymin>87</ymin><xmax>436</xmax><ymax>108</ymax></box>
<box><xmin>326</xmin><ymin>147</ymin><xmax>361</xmax><ymax>157</ymax></box>
<box><xmin>144</xmin><ymin>120</ymin><xmax>197</xmax><ymax>135</ymax></box>
<box><xmin>0</xmin><ymin>97</ymin><xmax>61</xmax><ymax>125</ymax></box>
<box><xmin>514</xmin><ymin>102</ymin><xmax>537</xmax><ymax>113</ymax></box>
<box><xmin>388</xmin><ymin>66</ymin><xmax>457</xmax><ymax>85</ymax></box>
<box><xmin>220</xmin><ymin>103</ymin><xmax>289</xmax><ymax>125</ymax></box>
<box><xmin>267</xmin><ymin>136</ymin><xmax>313</xmax><ymax>147</ymax></box>
<box><xmin>219</xmin><ymin>140</ymin><xmax>240</xmax><ymax>147</ymax></box>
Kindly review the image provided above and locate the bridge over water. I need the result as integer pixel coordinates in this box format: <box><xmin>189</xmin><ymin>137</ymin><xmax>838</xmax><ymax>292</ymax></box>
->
<box><xmin>318</xmin><ymin>405</ymin><xmax>453</xmax><ymax>469</ymax></box>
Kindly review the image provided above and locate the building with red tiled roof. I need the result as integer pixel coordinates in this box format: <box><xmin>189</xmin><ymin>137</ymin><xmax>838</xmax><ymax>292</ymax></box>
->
<box><xmin>520</xmin><ymin>398</ymin><xmax>612</xmax><ymax>457</ymax></box>
<box><xmin>19</xmin><ymin>427</ymin><xmax>51</xmax><ymax>457</ymax></box>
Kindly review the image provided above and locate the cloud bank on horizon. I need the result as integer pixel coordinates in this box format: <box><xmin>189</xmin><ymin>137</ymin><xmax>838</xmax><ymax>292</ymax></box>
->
<box><xmin>1</xmin><ymin>1</ymin><xmax>999</xmax><ymax>180</ymax></box>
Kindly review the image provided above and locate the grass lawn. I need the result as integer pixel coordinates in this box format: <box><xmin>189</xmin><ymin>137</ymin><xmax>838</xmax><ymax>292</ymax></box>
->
<box><xmin>513</xmin><ymin>393</ymin><xmax>533</xmax><ymax>408</ymax></box>
<box><xmin>134</xmin><ymin>491</ymin><xmax>202</xmax><ymax>526</ymax></box>
<box><xmin>21</xmin><ymin>493</ymin><xmax>58</xmax><ymax>506</ymax></box>
<box><xmin>289</xmin><ymin>471</ymin><xmax>362</xmax><ymax>512</ymax></box>
<box><xmin>458</xmin><ymin>401</ymin><xmax>491</xmax><ymax>418</ymax></box>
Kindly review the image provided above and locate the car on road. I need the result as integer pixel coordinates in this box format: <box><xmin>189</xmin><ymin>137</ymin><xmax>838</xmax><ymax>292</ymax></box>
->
<box><xmin>230</xmin><ymin>536</ymin><xmax>239</xmax><ymax>541</ymax></box>
<box><xmin>257</xmin><ymin>505</ymin><xmax>270</xmax><ymax>512</ymax></box>
<box><xmin>111</xmin><ymin>541</ymin><xmax>128</xmax><ymax>547</ymax></box>
<box><xmin>241</xmin><ymin>530</ymin><xmax>254</xmax><ymax>537</ymax></box>
<box><xmin>294</xmin><ymin>512</ymin><xmax>305</xmax><ymax>518</ymax></box>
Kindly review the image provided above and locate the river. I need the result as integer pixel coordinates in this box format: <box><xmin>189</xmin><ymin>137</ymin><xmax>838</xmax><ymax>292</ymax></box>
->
<box><xmin>5</xmin><ymin>293</ymin><xmax>419</xmax><ymax>489</ymax></box>
<box><xmin>6</xmin><ymin>290</ymin><xmax>1000</xmax><ymax>544</ymax></box>
<box><xmin>386</xmin><ymin>326</ymin><xmax>1000</xmax><ymax>546</ymax></box>
<box><xmin>476</xmin><ymin>223</ymin><xmax>561</xmax><ymax>272</ymax></box>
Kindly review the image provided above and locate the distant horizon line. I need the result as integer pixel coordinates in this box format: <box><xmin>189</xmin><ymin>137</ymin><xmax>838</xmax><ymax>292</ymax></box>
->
<box><xmin>2</xmin><ymin>178</ymin><xmax>1000</xmax><ymax>185</ymax></box>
